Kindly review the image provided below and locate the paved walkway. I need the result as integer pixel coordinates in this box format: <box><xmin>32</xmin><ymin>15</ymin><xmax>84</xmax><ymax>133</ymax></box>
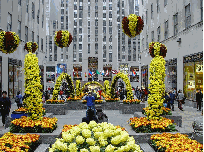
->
<box><xmin>0</xmin><ymin>100</ymin><xmax>202</xmax><ymax>133</ymax></box>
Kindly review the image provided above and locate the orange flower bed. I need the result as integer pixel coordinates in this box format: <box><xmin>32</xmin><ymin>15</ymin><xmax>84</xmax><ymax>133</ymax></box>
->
<box><xmin>128</xmin><ymin>117</ymin><xmax>177</xmax><ymax>133</ymax></box>
<box><xmin>10</xmin><ymin>116</ymin><xmax>58</xmax><ymax>133</ymax></box>
<box><xmin>15</xmin><ymin>107</ymin><xmax>46</xmax><ymax>112</ymax></box>
<box><xmin>105</xmin><ymin>97</ymin><xmax>119</xmax><ymax>102</ymax></box>
<box><xmin>46</xmin><ymin>99</ymin><xmax>64</xmax><ymax>104</ymax></box>
<box><xmin>0</xmin><ymin>132</ymin><xmax>40</xmax><ymax>152</ymax></box>
<box><xmin>62</xmin><ymin>124</ymin><xmax>79</xmax><ymax>132</ymax></box>
<box><xmin>150</xmin><ymin>133</ymin><xmax>203</xmax><ymax>152</ymax></box>
<box><xmin>82</xmin><ymin>100</ymin><xmax>103</xmax><ymax>104</ymax></box>
<box><xmin>123</xmin><ymin>99</ymin><xmax>141</xmax><ymax>104</ymax></box>
<box><xmin>67</xmin><ymin>96</ymin><xmax>82</xmax><ymax>101</ymax></box>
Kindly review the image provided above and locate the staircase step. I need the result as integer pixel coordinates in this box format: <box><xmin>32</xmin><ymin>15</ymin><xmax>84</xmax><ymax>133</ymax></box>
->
<box><xmin>138</xmin><ymin>143</ymin><xmax>155</xmax><ymax>152</ymax></box>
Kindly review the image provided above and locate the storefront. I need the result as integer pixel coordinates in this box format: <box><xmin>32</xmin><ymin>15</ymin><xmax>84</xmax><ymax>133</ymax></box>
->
<box><xmin>88</xmin><ymin>57</ymin><xmax>98</xmax><ymax>81</ymax></box>
<box><xmin>141</xmin><ymin>65</ymin><xmax>148</xmax><ymax>89</ymax></box>
<box><xmin>103</xmin><ymin>64</ymin><xmax>112</xmax><ymax>81</ymax></box>
<box><xmin>165</xmin><ymin>58</ymin><xmax>177</xmax><ymax>91</ymax></box>
<box><xmin>130</xmin><ymin>66</ymin><xmax>139</xmax><ymax>82</ymax></box>
<box><xmin>73</xmin><ymin>64</ymin><xmax>82</xmax><ymax>81</ymax></box>
<box><xmin>183</xmin><ymin>52</ymin><xmax>203</xmax><ymax>101</ymax></box>
<box><xmin>46</xmin><ymin>66</ymin><xmax>55</xmax><ymax>83</ymax></box>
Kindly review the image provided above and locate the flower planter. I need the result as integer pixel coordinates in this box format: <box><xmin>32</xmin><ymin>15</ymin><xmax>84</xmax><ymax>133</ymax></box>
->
<box><xmin>103</xmin><ymin>101</ymin><xmax>120</xmax><ymax>110</ymax></box>
<box><xmin>65</xmin><ymin>101</ymin><xmax>84</xmax><ymax>110</ymax></box>
<box><xmin>43</xmin><ymin>104</ymin><xmax>65</xmax><ymax>115</ymax></box>
<box><xmin>119</xmin><ymin>103</ymin><xmax>145</xmax><ymax>114</ymax></box>
<box><xmin>11</xmin><ymin>113</ymin><xmax>28</xmax><ymax>119</ymax></box>
<box><xmin>134</xmin><ymin>112</ymin><xmax>182</xmax><ymax>127</ymax></box>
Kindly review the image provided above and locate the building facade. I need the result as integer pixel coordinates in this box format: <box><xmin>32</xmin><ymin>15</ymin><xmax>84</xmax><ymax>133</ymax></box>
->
<box><xmin>139</xmin><ymin>0</ymin><xmax>203</xmax><ymax>100</ymax></box>
<box><xmin>0</xmin><ymin>0</ymin><xmax>47</xmax><ymax>98</ymax></box>
<box><xmin>45</xmin><ymin>0</ymin><xmax>142</xmax><ymax>89</ymax></box>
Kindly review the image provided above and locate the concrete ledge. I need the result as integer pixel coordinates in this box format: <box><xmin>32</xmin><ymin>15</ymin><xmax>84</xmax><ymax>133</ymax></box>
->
<box><xmin>119</xmin><ymin>103</ymin><xmax>145</xmax><ymax>114</ymax></box>
<box><xmin>134</xmin><ymin>112</ymin><xmax>182</xmax><ymax>127</ymax></box>
<box><xmin>43</xmin><ymin>104</ymin><xmax>65</xmax><ymax>115</ymax></box>
<box><xmin>65</xmin><ymin>101</ymin><xmax>84</xmax><ymax>110</ymax></box>
<box><xmin>34</xmin><ymin>144</ymin><xmax>50</xmax><ymax>152</ymax></box>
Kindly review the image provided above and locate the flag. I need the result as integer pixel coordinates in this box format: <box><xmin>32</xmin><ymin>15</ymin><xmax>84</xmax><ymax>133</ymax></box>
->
<box><xmin>96</xmin><ymin>70</ymin><xmax>100</xmax><ymax>74</ymax></box>
<box><xmin>105</xmin><ymin>70</ymin><xmax>109</xmax><ymax>76</ymax></box>
<box><xmin>132</xmin><ymin>70</ymin><xmax>136</xmax><ymax>76</ymax></box>
<box><xmin>89</xmin><ymin>70</ymin><xmax>92</xmax><ymax>76</ymax></box>
<box><xmin>101</xmin><ymin>70</ymin><xmax>104</xmax><ymax>76</ymax></box>
<box><xmin>112</xmin><ymin>70</ymin><xmax>118</xmax><ymax>74</ymax></box>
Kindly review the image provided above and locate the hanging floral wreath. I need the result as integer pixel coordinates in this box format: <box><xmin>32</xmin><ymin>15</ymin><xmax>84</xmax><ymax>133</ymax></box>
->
<box><xmin>149</xmin><ymin>42</ymin><xmax>167</xmax><ymax>58</ymax></box>
<box><xmin>24</xmin><ymin>41</ymin><xmax>38</xmax><ymax>53</ymax></box>
<box><xmin>54</xmin><ymin>30</ymin><xmax>72</xmax><ymax>48</ymax></box>
<box><xmin>0</xmin><ymin>31</ymin><xmax>20</xmax><ymax>54</ymax></box>
<box><xmin>122</xmin><ymin>14</ymin><xmax>144</xmax><ymax>38</ymax></box>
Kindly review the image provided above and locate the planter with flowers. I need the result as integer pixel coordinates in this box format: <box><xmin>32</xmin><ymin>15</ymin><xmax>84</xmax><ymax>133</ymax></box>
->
<box><xmin>0</xmin><ymin>31</ymin><xmax>20</xmax><ymax>54</ymax></box>
<box><xmin>49</xmin><ymin>121</ymin><xmax>143</xmax><ymax>152</ymax></box>
<box><xmin>82</xmin><ymin>100</ymin><xmax>103</xmax><ymax>104</ymax></box>
<box><xmin>43</xmin><ymin>100</ymin><xmax>66</xmax><ymax>115</ymax></box>
<box><xmin>46</xmin><ymin>99</ymin><xmax>64</xmax><ymax>104</ymax></box>
<box><xmin>142</xmin><ymin>107</ymin><xmax>172</xmax><ymax>116</ymax></box>
<box><xmin>150</xmin><ymin>133</ymin><xmax>203</xmax><ymax>152</ymax></box>
<box><xmin>66</xmin><ymin>96</ymin><xmax>84</xmax><ymax>110</ymax></box>
<box><xmin>0</xmin><ymin>132</ymin><xmax>40</xmax><ymax>152</ymax></box>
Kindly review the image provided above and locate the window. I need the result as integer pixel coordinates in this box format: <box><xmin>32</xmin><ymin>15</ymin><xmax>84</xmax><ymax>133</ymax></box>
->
<box><xmin>42</xmin><ymin>14</ymin><xmax>44</xmax><ymax>28</ymax></box>
<box><xmin>146</xmin><ymin>10</ymin><xmax>148</xmax><ymax>24</ymax></box>
<box><xmin>95</xmin><ymin>43</ymin><xmax>98</xmax><ymax>54</ymax></box>
<box><xmin>95</xmin><ymin>19</ymin><xmax>98</xmax><ymax>26</ymax></box>
<box><xmin>103</xmin><ymin>20</ymin><xmax>106</xmax><ymax>26</ymax></box>
<box><xmin>103</xmin><ymin>36</ymin><xmax>106</xmax><ymax>42</ymax></box>
<box><xmin>49</xmin><ymin>55</ymin><xmax>52</xmax><ymax>61</ymax></box>
<box><xmin>66</xmin><ymin>16</ymin><xmax>68</xmax><ymax>23</ymax></box>
<box><xmin>173</xmin><ymin>13</ymin><xmax>178</xmax><ymax>36</ymax></box>
<box><xmin>151</xmin><ymin>31</ymin><xmax>154</xmax><ymax>42</ymax></box>
<box><xmin>32</xmin><ymin>31</ymin><xmax>34</xmax><ymax>42</ymax></box>
<box><xmin>109</xmin><ymin>20</ymin><xmax>112</xmax><ymax>26</ymax></box>
<box><xmin>37</xmin><ymin>35</ymin><xmax>39</xmax><ymax>49</ymax></box>
<box><xmin>61</xmin><ymin>9</ymin><xmax>64</xmax><ymax>14</ymax></box>
<box><xmin>109</xmin><ymin>53</ymin><xmax>112</xmax><ymax>62</ymax></box>
<box><xmin>79</xmin><ymin>53</ymin><xmax>82</xmax><ymax>62</ymax></box>
<box><xmin>61</xmin><ymin>23</ymin><xmax>64</xmax><ymax>29</ymax></box>
<box><xmin>79</xmin><ymin>10</ymin><xmax>83</xmax><ymax>18</ymax></box>
<box><xmin>109</xmin><ymin>35</ymin><xmax>112</xmax><ymax>42</ymax></box>
<box><xmin>95</xmin><ymin>29</ymin><xmax>98</xmax><ymax>35</ymax></box>
<box><xmin>157</xmin><ymin>26</ymin><xmax>160</xmax><ymax>42</ymax></box>
<box><xmin>41</xmin><ymin>38</ymin><xmax>43</xmax><ymax>52</ymax></box>
<box><xmin>109</xmin><ymin>27</ymin><xmax>112</xmax><ymax>34</ymax></box>
<box><xmin>88</xmin><ymin>35</ymin><xmax>90</xmax><ymax>42</ymax></box>
<box><xmin>164</xmin><ymin>20</ymin><xmax>168</xmax><ymax>39</ymax></box>
<box><xmin>79</xmin><ymin>44</ymin><xmax>82</xmax><ymax>50</ymax></box>
<box><xmin>109</xmin><ymin>4</ymin><xmax>112</xmax><ymax>10</ymax></box>
<box><xmin>74</xmin><ymin>20</ymin><xmax>77</xmax><ymax>26</ymax></box>
<box><xmin>201</xmin><ymin>0</ymin><xmax>203</xmax><ymax>21</ymax></box>
<box><xmin>151</xmin><ymin>4</ymin><xmax>153</xmax><ymax>19</ymax></box>
<box><xmin>95</xmin><ymin>35</ymin><xmax>98</xmax><ymax>42</ymax></box>
<box><xmin>18</xmin><ymin>0</ymin><xmax>21</xmax><ymax>6</ymax></box>
<box><xmin>146</xmin><ymin>35</ymin><xmax>148</xmax><ymax>48</ymax></box>
<box><xmin>74</xmin><ymin>12</ymin><xmax>77</xmax><ymax>18</ymax></box>
<box><xmin>164</xmin><ymin>0</ymin><xmax>167</xmax><ymax>6</ymax></box>
<box><xmin>95</xmin><ymin>6</ymin><xmax>98</xmax><ymax>10</ymax></box>
<box><xmin>18</xmin><ymin>21</ymin><xmax>21</xmax><ymax>39</ymax></box>
<box><xmin>7</xmin><ymin>13</ymin><xmax>12</xmax><ymax>31</ymax></box>
<box><xmin>109</xmin><ymin>11</ymin><xmax>112</xmax><ymax>18</ymax></box>
<box><xmin>185</xmin><ymin>4</ymin><xmax>191</xmax><ymax>28</ymax></box>
<box><xmin>95</xmin><ymin>12</ymin><xmax>98</xmax><ymax>17</ymax></box>
<box><xmin>79</xmin><ymin>35</ymin><xmax>82</xmax><ymax>42</ymax></box>
<box><xmin>103</xmin><ymin>13</ymin><xmax>106</xmax><ymax>18</ymax></box>
<box><xmin>66</xmin><ymin>55</ymin><xmax>68</xmax><ymax>60</ymax></box>
<box><xmin>25</xmin><ymin>26</ymin><xmax>28</xmax><ymax>42</ymax></box>
<box><xmin>103</xmin><ymin>27</ymin><xmax>106</xmax><ymax>33</ymax></box>
<box><xmin>32</xmin><ymin>2</ymin><xmax>35</xmax><ymax>19</ymax></box>
<box><xmin>142</xmin><ymin>0</ymin><xmax>143</xmax><ymax>5</ymax></box>
<box><xmin>122</xmin><ymin>55</ymin><xmax>125</xmax><ymax>60</ymax></box>
<box><xmin>61</xmin><ymin>16</ymin><xmax>64</xmax><ymax>22</ymax></box>
<box><xmin>157</xmin><ymin>0</ymin><xmax>159</xmax><ymax>13</ymax></box>
<box><xmin>37</xmin><ymin>10</ymin><xmax>39</xmax><ymax>24</ymax></box>
<box><xmin>79</xmin><ymin>6</ymin><xmax>83</xmax><ymax>10</ymax></box>
<box><xmin>128</xmin><ymin>55</ymin><xmax>131</xmax><ymax>61</ymax></box>
<box><xmin>42</xmin><ymin>0</ymin><xmax>44</xmax><ymax>5</ymax></box>
<box><xmin>26</xmin><ymin>0</ymin><xmax>29</xmax><ymax>13</ymax></box>
<box><xmin>79</xmin><ymin>28</ymin><xmax>82</xmax><ymax>34</ymax></box>
<box><xmin>103</xmin><ymin>6</ymin><xmax>106</xmax><ymax>10</ymax></box>
<box><xmin>88</xmin><ymin>27</ymin><xmax>90</xmax><ymax>34</ymax></box>
<box><xmin>88</xmin><ymin>44</ymin><xmax>90</xmax><ymax>53</ymax></box>
<box><xmin>88</xmin><ymin>21</ymin><xmax>90</xmax><ymax>26</ymax></box>
<box><xmin>103</xmin><ymin>50</ymin><xmax>106</xmax><ymax>58</ymax></box>
<box><xmin>122</xmin><ymin>1</ymin><xmax>124</xmax><ymax>7</ymax></box>
<box><xmin>79</xmin><ymin>19</ymin><xmax>82</xmax><ymax>26</ymax></box>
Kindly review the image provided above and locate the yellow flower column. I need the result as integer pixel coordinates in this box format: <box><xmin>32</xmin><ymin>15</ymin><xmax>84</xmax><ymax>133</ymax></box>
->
<box><xmin>76</xmin><ymin>80</ymin><xmax>81</xmax><ymax>96</ymax></box>
<box><xmin>24</xmin><ymin>52</ymin><xmax>43</xmax><ymax>120</ymax></box>
<box><xmin>104</xmin><ymin>80</ymin><xmax>111</xmax><ymax>97</ymax></box>
<box><xmin>146</xmin><ymin>42</ymin><xmax>167</xmax><ymax>120</ymax></box>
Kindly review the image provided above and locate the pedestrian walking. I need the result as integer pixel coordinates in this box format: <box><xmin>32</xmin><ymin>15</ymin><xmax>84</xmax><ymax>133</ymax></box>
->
<box><xmin>60</xmin><ymin>90</ymin><xmax>64</xmax><ymax>100</ymax></box>
<box><xmin>16</xmin><ymin>91</ymin><xmax>23</xmax><ymax>109</ymax></box>
<box><xmin>196</xmin><ymin>89</ymin><xmax>203</xmax><ymax>111</ymax></box>
<box><xmin>177</xmin><ymin>90</ymin><xmax>184</xmax><ymax>111</ymax></box>
<box><xmin>0</xmin><ymin>91</ymin><xmax>11</xmax><ymax>126</ymax></box>
<box><xmin>164</xmin><ymin>91</ymin><xmax>170</xmax><ymax>108</ymax></box>
<box><xmin>168</xmin><ymin>90</ymin><xmax>175</xmax><ymax>111</ymax></box>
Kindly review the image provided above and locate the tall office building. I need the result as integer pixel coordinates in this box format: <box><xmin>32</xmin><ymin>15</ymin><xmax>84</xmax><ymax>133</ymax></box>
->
<box><xmin>139</xmin><ymin>0</ymin><xmax>203</xmax><ymax>99</ymax></box>
<box><xmin>45</xmin><ymin>0</ymin><xmax>141</xmax><ymax>88</ymax></box>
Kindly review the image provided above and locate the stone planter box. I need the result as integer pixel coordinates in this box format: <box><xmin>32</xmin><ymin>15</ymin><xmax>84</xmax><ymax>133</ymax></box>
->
<box><xmin>5</xmin><ymin>113</ymin><xmax>53</xmax><ymax>129</ymax></box>
<box><xmin>43</xmin><ymin>104</ymin><xmax>65</xmax><ymax>115</ymax></box>
<box><xmin>65</xmin><ymin>101</ymin><xmax>84</xmax><ymax>110</ymax></box>
<box><xmin>83</xmin><ymin>102</ymin><xmax>121</xmax><ymax>110</ymax></box>
<box><xmin>134</xmin><ymin>112</ymin><xmax>182</xmax><ymax>127</ymax></box>
<box><xmin>119</xmin><ymin>103</ymin><xmax>145</xmax><ymax>114</ymax></box>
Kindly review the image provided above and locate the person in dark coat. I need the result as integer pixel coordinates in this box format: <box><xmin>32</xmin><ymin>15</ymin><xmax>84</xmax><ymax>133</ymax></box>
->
<box><xmin>0</xmin><ymin>91</ymin><xmax>11</xmax><ymax>126</ymax></box>
<box><xmin>16</xmin><ymin>91</ymin><xmax>23</xmax><ymax>109</ymax></box>
<box><xmin>163</xmin><ymin>91</ymin><xmax>170</xmax><ymax>108</ymax></box>
<box><xmin>85</xmin><ymin>92</ymin><xmax>96</xmax><ymax>117</ymax></box>
<box><xmin>196</xmin><ymin>89</ymin><xmax>203</xmax><ymax>111</ymax></box>
<box><xmin>168</xmin><ymin>90</ymin><xmax>175</xmax><ymax>111</ymax></box>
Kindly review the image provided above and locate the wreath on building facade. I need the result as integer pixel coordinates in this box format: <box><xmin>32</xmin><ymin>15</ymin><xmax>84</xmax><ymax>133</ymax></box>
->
<box><xmin>0</xmin><ymin>31</ymin><xmax>20</xmax><ymax>54</ymax></box>
<box><xmin>52</xmin><ymin>73</ymin><xmax>74</xmax><ymax>100</ymax></box>
<box><xmin>146</xmin><ymin>42</ymin><xmax>167</xmax><ymax>120</ymax></box>
<box><xmin>54</xmin><ymin>30</ymin><xmax>72</xmax><ymax>48</ymax></box>
<box><xmin>24</xmin><ymin>41</ymin><xmax>38</xmax><ymax>53</ymax></box>
<box><xmin>110</xmin><ymin>73</ymin><xmax>133</xmax><ymax>100</ymax></box>
<box><xmin>122</xmin><ymin>14</ymin><xmax>144</xmax><ymax>38</ymax></box>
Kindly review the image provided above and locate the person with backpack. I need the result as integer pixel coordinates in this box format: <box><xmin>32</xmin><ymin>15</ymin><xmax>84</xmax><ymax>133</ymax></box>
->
<box><xmin>16</xmin><ymin>91</ymin><xmax>23</xmax><ymax>109</ymax></box>
<box><xmin>85</xmin><ymin>92</ymin><xmax>96</xmax><ymax>117</ymax></box>
<box><xmin>0</xmin><ymin>91</ymin><xmax>11</xmax><ymax>126</ymax></box>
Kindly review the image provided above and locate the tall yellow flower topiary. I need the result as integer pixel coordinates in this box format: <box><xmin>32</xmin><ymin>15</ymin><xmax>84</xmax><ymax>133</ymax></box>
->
<box><xmin>75</xmin><ymin>80</ymin><xmax>81</xmax><ymax>96</ymax></box>
<box><xmin>146</xmin><ymin>42</ymin><xmax>167</xmax><ymax>120</ymax></box>
<box><xmin>104</xmin><ymin>80</ymin><xmax>111</xmax><ymax>97</ymax></box>
<box><xmin>24</xmin><ymin>52</ymin><xmax>43</xmax><ymax>120</ymax></box>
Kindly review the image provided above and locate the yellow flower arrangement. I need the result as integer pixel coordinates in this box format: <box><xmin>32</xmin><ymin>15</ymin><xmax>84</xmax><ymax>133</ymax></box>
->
<box><xmin>128</xmin><ymin>117</ymin><xmax>177</xmax><ymax>133</ymax></box>
<box><xmin>24</xmin><ymin>41</ymin><xmax>38</xmax><ymax>53</ymax></box>
<box><xmin>76</xmin><ymin>80</ymin><xmax>81</xmax><ymax>96</ymax></box>
<box><xmin>0</xmin><ymin>31</ymin><xmax>20</xmax><ymax>54</ymax></box>
<box><xmin>24</xmin><ymin>52</ymin><xmax>44</xmax><ymax>120</ymax></box>
<box><xmin>67</xmin><ymin>96</ymin><xmax>82</xmax><ymax>101</ymax></box>
<box><xmin>127</xmin><ymin>14</ymin><xmax>138</xmax><ymax>37</ymax></box>
<box><xmin>146</xmin><ymin>42</ymin><xmax>167</xmax><ymax>120</ymax></box>
<box><xmin>123</xmin><ymin>99</ymin><xmax>141</xmax><ymax>104</ymax></box>
<box><xmin>49</xmin><ymin>121</ymin><xmax>143</xmax><ymax>152</ymax></box>
<box><xmin>52</xmin><ymin>73</ymin><xmax>74</xmax><ymax>100</ymax></box>
<box><xmin>10</xmin><ymin>116</ymin><xmax>58</xmax><ymax>133</ymax></box>
<box><xmin>46</xmin><ymin>99</ymin><xmax>64</xmax><ymax>104</ymax></box>
<box><xmin>81</xmin><ymin>81</ymin><xmax>105</xmax><ymax>92</ymax></box>
<box><xmin>110</xmin><ymin>73</ymin><xmax>133</xmax><ymax>100</ymax></box>
<box><xmin>82</xmin><ymin>100</ymin><xmax>103</xmax><ymax>104</ymax></box>
<box><xmin>104</xmin><ymin>80</ymin><xmax>111</xmax><ymax>97</ymax></box>
<box><xmin>150</xmin><ymin>133</ymin><xmax>203</xmax><ymax>152</ymax></box>
<box><xmin>0</xmin><ymin>132</ymin><xmax>40</xmax><ymax>152</ymax></box>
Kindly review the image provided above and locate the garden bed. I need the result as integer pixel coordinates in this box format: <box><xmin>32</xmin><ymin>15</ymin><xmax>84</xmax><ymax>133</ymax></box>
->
<box><xmin>43</xmin><ymin>103</ymin><xmax>65</xmax><ymax>115</ymax></box>
<box><xmin>119</xmin><ymin>103</ymin><xmax>145</xmax><ymax>114</ymax></box>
